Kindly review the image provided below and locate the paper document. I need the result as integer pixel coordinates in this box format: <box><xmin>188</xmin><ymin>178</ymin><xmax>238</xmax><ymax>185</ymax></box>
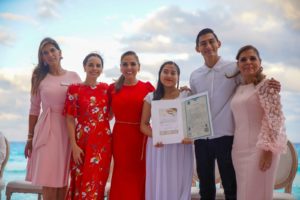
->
<box><xmin>151</xmin><ymin>92</ymin><xmax>213</xmax><ymax>145</ymax></box>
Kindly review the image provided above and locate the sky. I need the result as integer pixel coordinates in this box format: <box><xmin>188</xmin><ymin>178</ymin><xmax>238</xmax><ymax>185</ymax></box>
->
<box><xmin>0</xmin><ymin>0</ymin><xmax>299</xmax><ymax>142</ymax></box>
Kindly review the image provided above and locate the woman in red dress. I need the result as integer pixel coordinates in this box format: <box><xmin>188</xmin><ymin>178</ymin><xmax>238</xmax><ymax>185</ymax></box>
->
<box><xmin>64</xmin><ymin>53</ymin><xmax>112</xmax><ymax>200</ymax></box>
<box><xmin>109</xmin><ymin>51</ymin><xmax>154</xmax><ymax>200</ymax></box>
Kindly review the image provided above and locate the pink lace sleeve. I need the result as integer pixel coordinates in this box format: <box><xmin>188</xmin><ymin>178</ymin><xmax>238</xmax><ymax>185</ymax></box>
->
<box><xmin>256</xmin><ymin>79</ymin><xmax>287</xmax><ymax>154</ymax></box>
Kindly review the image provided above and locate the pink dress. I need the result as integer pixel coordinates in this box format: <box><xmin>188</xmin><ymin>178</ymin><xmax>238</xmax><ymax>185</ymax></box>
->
<box><xmin>26</xmin><ymin>71</ymin><xmax>81</xmax><ymax>187</ymax></box>
<box><xmin>231</xmin><ymin>79</ymin><xmax>287</xmax><ymax>200</ymax></box>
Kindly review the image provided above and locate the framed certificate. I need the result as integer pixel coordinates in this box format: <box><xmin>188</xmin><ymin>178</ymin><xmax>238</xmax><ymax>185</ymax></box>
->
<box><xmin>151</xmin><ymin>92</ymin><xmax>213</xmax><ymax>145</ymax></box>
<box><xmin>182</xmin><ymin>92</ymin><xmax>213</xmax><ymax>140</ymax></box>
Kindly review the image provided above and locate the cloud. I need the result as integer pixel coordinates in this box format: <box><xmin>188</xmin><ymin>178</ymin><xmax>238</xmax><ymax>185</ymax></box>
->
<box><xmin>264</xmin><ymin>63</ymin><xmax>300</xmax><ymax>92</ymax></box>
<box><xmin>0</xmin><ymin>72</ymin><xmax>30</xmax><ymax>141</ymax></box>
<box><xmin>0</xmin><ymin>113</ymin><xmax>23</xmax><ymax>121</ymax></box>
<box><xmin>115</xmin><ymin>6</ymin><xmax>208</xmax><ymax>80</ymax></box>
<box><xmin>0</xmin><ymin>12</ymin><xmax>38</xmax><ymax>25</ymax></box>
<box><xmin>0</xmin><ymin>68</ymin><xmax>31</xmax><ymax>92</ymax></box>
<box><xmin>0</xmin><ymin>27</ymin><xmax>16</xmax><ymax>46</ymax></box>
<box><xmin>125</xmin><ymin>34</ymin><xmax>172</xmax><ymax>52</ymax></box>
<box><xmin>0</xmin><ymin>78</ymin><xmax>30</xmax><ymax>113</ymax></box>
<box><xmin>118</xmin><ymin>3</ymin><xmax>300</xmax><ymax>65</ymax></box>
<box><xmin>104</xmin><ymin>15</ymin><xmax>120</xmax><ymax>22</ymax></box>
<box><xmin>119</xmin><ymin>6</ymin><xmax>198</xmax><ymax>54</ymax></box>
<box><xmin>272</xmin><ymin>0</ymin><xmax>300</xmax><ymax>30</ymax></box>
<box><xmin>37</xmin><ymin>0</ymin><xmax>65</xmax><ymax>18</ymax></box>
<box><xmin>115</xmin><ymin>3</ymin><xmax>300</xmax><ymax>84</ymax></box>
<box><xmin>0</xmin><ymin>12</ymin><xmax>37</xmax><ymax>46</ymax></box>
<box><xmin>282</xmin><ymin>92</ymin><xmax>300</xmax><ymax>114</ymax></box>
<box><xmin>196</xmin><ymin>0</ymin><xmax>300</xmax><ymax>64</ymax></box>
<box><xmin>281</xmin><ymin>91</ymin><xmax>300</xmax><ymax>142</ymax></box>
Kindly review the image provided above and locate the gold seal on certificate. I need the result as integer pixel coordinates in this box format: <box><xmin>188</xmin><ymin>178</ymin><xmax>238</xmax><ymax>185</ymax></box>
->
<box><xmin>151</xmin><ymin>92</ymin><xmax>213</xmax><ymax>145</ymax></box>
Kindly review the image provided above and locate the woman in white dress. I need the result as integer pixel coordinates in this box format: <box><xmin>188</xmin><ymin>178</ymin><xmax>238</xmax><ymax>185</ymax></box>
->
<box><xmin>140</xmin><ymin>61</ymin><xmax>193</xmax><ymax>200</ymax></box>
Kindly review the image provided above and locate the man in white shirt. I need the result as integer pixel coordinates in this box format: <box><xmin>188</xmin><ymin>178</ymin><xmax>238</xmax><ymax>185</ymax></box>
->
<box><xmin>190</xmin><ymin>28</ymin><xmax>237</xmax><ymax>200</ymax></box>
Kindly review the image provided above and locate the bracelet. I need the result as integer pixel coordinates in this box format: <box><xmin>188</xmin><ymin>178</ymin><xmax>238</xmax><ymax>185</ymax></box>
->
<box><xmin>27</xmin><ymin>138</ymin><xmax>33</xmax><ymax>142</ymax></box>
<box><xmin>28</xmin><ymin>133</ymin><xmax>34</xmax><ymax>139</ymax></box>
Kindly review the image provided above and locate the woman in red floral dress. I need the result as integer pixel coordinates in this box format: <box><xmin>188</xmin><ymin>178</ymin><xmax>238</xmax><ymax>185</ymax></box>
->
<box><xmin>64</xmin><ymin>53</ymin><xmax>112</xmax><ymax>200</ymax></box>
<box><xmin>108</xmin><ymin>51</ymin><xmax>154</xmax><ymax>200</ymax></box>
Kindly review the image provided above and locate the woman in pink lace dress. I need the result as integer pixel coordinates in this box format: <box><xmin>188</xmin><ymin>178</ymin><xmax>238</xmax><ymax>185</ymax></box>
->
<box><xmin>229</xmin><ymin>45</ymin><xmax>287</xmax><ymax>200</ymax></box>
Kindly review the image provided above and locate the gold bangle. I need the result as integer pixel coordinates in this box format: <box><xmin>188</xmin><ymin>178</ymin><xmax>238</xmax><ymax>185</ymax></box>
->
<box><xmin>28</xmin><ymin>133</ymin><xmax>34</xmax><ymax>136</ymax></box>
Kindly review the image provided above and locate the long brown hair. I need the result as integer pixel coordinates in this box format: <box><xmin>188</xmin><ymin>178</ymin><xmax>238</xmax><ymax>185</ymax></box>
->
<box><xmin>115</xmin><ymin>51</ymin><xmax>140</xmax><ymax>92</ymax></box>
<box><xmin>31</xmin><ymin>37</ymin><xmax>61</xmax><ymax>95</ymax></box>
<box><xmin>227</xmin><ymin>45</ymin><xmax>265</xmax><ymax>85</ymax></box>
<box><xmin>153</xmin><ymin>61</ymin><xmax>180</xmax><ymax>100</ymax></box>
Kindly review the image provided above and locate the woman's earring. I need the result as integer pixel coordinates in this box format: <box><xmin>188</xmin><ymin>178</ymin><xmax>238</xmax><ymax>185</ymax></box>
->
<box><xmin>43</xmin><ymin>62</ymin><xmax>48</xmax><ymax>67</ymax></box>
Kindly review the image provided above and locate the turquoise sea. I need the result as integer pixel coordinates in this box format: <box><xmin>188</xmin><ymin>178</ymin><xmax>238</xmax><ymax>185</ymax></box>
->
<box><xmin>2</xmin><ymin>142</ymin><xmax>300</xmax><ymax>200</ymax></box>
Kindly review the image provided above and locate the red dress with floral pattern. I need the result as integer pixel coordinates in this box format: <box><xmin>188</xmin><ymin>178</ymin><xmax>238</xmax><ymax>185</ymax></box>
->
<box><xmin>64</xmin><ymin>83</ymin><xmax>112</xmax><ymax>200</ymax></box>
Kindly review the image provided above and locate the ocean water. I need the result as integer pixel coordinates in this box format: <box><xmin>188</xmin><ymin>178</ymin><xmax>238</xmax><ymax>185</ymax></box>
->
<box><xmin>2</xmin><ymin>142</ymin><xmax>300</xmax><ymax>200</ymax></box>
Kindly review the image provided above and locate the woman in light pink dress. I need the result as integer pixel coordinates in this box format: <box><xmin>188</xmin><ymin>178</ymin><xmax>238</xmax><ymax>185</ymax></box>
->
<box><xmin>24</xmin><ymin>37</ymin><xmax>81</xmax><ymax>200</ymax></box>
<box><xmin>229</xmin><ymin>45</ymin><xmax>287</xmax><ymax>200</ymax></box>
